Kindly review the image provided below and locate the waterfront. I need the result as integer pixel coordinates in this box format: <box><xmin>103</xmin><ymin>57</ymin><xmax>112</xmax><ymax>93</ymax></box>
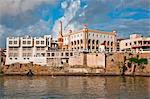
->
<box><xmin>0</xmin><ymin>76</ymin><xmax>149</xmax><ymax>99</ymax></box>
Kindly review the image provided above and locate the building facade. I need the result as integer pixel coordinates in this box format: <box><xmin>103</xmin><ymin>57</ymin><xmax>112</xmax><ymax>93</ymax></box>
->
<box><xmin>0</xmin><ymin>48</ymin><xmax>6</xmax><ymax>66</ymax></box>
<box><xmin>6</xmin><ymin>21</ymin><xmax>117</xmax><ymax>66</ymax></box>
<box><xmin>5</xmin><ymin>35</ymin><xmax>53</xmax><ymax>65</ymax></box>
<box><xmin>62</xmin><ymin>25</ymin><xmax>117</xmax><ymax>52</ymax></box>
<box><xmin>120</xmin><ymin>34</ymin><xmax>150</xmax><ymax>53</ymax></box>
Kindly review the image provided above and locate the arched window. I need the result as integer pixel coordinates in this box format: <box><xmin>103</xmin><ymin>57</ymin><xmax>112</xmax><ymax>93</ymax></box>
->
<box><xmin>74</xmin><ymin>41</ymin><xmax>76</xmax><ymax>45</ymax></box>
<box><xmin>96</xmin><ymin>40</ymin><xmax>99</xmax><ymax>45</ymax></box>
<box><xmin>80</xmin><ymin>39</ymin><xmax>83</xmax><ymax>44</ymax></box>
<box><xmin>88</xmin><ymin>39</ymin><xmax>90</xmax><ymax>43</ymax></box>
<box><xmin>111</xmin><ymin>42</ymin><xmax>113</xmax><ymax>46</ymax></box>
<box><xmin>92</xmin><ymin>40</ymin><xmax>95</xmax><ymax>44</ymax></box>
<box><xmin>71</xmin><ymin>42</ymin><xmax>73</xmax><ymax>45</ymax></box>
<box><xmin>104</xmin><ymin>41</ymin><xmax>106</xmax><ymax>46</ymax></box>
<box><xmin>107</xmin><ymin>41</ymin><xmax>109</xmax><ymax>46</ymax></box>
<box><xmin>77</xmin><ymin>40</ymin><xmax>79</xmax><ymax>44</ymax></box>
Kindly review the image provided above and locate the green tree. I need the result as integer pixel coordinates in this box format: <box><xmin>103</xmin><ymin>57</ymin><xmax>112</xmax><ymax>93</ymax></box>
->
<box><xmin>128</xmin><ymin>57</ymin><xmax>148</xmax><ymax>74</ymax></box>
<box><xmin>138</xmin><ymin>58</ymin><xmax>148</xmax><ymax>71</ymax></box>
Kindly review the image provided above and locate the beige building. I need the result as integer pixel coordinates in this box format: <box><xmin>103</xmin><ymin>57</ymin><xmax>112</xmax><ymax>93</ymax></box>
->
<box><xmin>61</xmin><ymin>25</ymin><xmax>117</xmax><ymax>52</ymax></box>
<box><xmin>120</xmin><ymin>34</ymin><xmax>150</xmax><ymax>53</ymax></box>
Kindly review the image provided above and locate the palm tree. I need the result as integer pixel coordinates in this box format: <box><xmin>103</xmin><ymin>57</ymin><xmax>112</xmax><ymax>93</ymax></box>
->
<box><xmin>138</xmin><ymin>58</ymin><xmax>148</xmax><ymax>72</ymax></box>
<box><xmin>128</xmin><ymin>57</ymin><xmax>148</xmax><ymax>74</ymax></box>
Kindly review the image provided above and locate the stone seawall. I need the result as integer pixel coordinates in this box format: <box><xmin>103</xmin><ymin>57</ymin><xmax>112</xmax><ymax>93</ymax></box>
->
<box><xmin>106</xmin><ymin>52</ymin><xmax>150</xmax><ymax>74</ymax></box>
<box><xmin>2</xmin><ymin>53</ymin><xmax>150</xmax><ymax>76</ymax></box>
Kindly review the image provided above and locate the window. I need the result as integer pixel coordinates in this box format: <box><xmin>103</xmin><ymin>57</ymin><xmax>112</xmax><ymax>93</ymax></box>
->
<box><xmin>134</xmin><ymin>41</ymin><xmax>136</xmax><ymax>45</ymax></box>
<box><xmin>41</xmin><ymin>53</ymin><xmax>45</xmax><ymax>57</ymax></box>
<box><xmin>27</xmin><ymin>48</ymin><xmax>31</xmax><ymax>51</ymax></box>
<box><xmin>52</xmin><ymin>53</ymin><xmax>55</xmax><ymax>56</ymax></box>
<box><xmin>41</xmin><ymin>41</ymin><xmax>44</xmax><ymax>44</ymax></box>
<box><xmin>27</xmin><ymin>41</ymin><xmax>31</xmax><ymax>44</ymax></box>
<box><xmin>96</xmin><ymin>40</ymin><xmax>99</xmax><ymax>44</ymax></box>
<box><xmin>22</xmin><ymin>47</ymin><xmax>26</xmax><ymax>51</ymax></box>
<box><xmin>66</xmin><ymin>59</ymin><xmax>68</xmax><ymax>63</ymax></box>
<box><xmin>61</xmin><ymin>53</ymin><xmax>63</xmax><ymax>56</ymax></box>
<box><xmin>107</xmin><ymin>41</ymin><xmax>109</xmax><ymax>46</ymax></box>
<box><xmin>9</xmin><ymin>53</ymin><xmax>13</xmax><ymax>57</ymax></box>
<box><xmin>14</xmin><ymin>53</ymin><xmax>18</xmax><ymax>57</ymax></box>
<box><xmin>92</xmin><ymin>40</ymin><xmax>95</xmax><ymax>44</ymax></box>
<box><xmin>93</xmin><ymin>34</ymin><xmax>94</xmax><ymax>37</ymax></box>
<box><xmin>27</xmin><ymin>53</ymin><xmax>32</xmax><ymax>57</ymax></box>
<box><xmin>77</xmin><ymin>40</ymin><xmax>79</xmax><ymax>44</ymax></box>
<box><xmin>111</xmin><ymin>42</ymin><xmax>113</xmax><ymax>46</ymax></box>
<box><xmin>47</xmin><ymin>53</ymin><xmax>50</xmax><ymax>57</ymax></box>
<box><xmin>9</xmin><ymin>41</ymin><xmax>12</xmax><ymax>44</ymax></box>
<box><xmin>92</xmin><ymin>46</ymin><xmax>94</xmax><ymax>49</ymax></box>
<box><xmin>88</xmin><ymin>46</ymin><xmax>90</xmax><ymax>50</ymax></box>
<box><xmin>14</xmin><ymin>41</ymin><xmax>17</xmax><ymax>44</ymax></box>
<box><xmin>81</xmin><ymin>40</ymin><xmax>83</xmax><ymax>44</ymax></box>
<box><xmin>70</xmin><ymin>52</ymin><xmax>73</xmax><ymax>56</ymax></box>
<box><xmin>22</xmin><ymin>53</ymin><xmax>26</xmax><ymax>57</ymax></box>
<box><xmin>66</xmin><ymin>53</ymin><xmax>69</xmax><ymax>56</ymax></box>
<box><xmin>96</xmin><ymin>47</ymin><xmax>98</xmax><ymax>50</ymax></box>
<box><xmin>74</xmin><ymin>41</ymin><xmax>76</xmax><ymax>45</ymax></box>
<box><xmin>23</xmin><ymin>41</ymin><xmax>26</xmax><ymax>44</ymax></box>
<box><xmin>36</xmin><ymin>47</ymin><xmax>40</xmax><ymax>51</ymax></box>
<box><xmin>126</xmin><ymin>43</ymin><xmax>128</xmax><ymax>46</ymax></box>
<box><xmin>41</xmin><ymin>47</ymin><xmax>45</xmax><ymax>50</ymax></box>
<box><xmin>14</xmin><ymin>48</ymin><xmax>18</xmax><ymax>51</ymax></box>
<box><xmin>36</xmin><ymin>41</ymin><xmax>39</xmax><ymax>44</ymax></box>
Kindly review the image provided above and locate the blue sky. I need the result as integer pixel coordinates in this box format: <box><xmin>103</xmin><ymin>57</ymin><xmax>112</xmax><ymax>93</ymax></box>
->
<box><xmin>0</xmin><ymin>0</ymin><xmax>150</xmax><ymax>48</ymax></box>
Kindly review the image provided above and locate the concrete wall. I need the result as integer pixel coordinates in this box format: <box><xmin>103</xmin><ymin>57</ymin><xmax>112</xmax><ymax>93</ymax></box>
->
<box><xmin>69</xmin><ymin>53</ymin><xmax>84</xmax><ymax>66</ymax></box>
<box><xmin>87</xmin><ymin>53</ymin><xmax>105</xmax><ymax>68</ymax></box>
<box><xmin>69</xmin><ymin>53</ymin><xmax>106</xmax><ymax>68</ymax></box>
<box><xmin>106</xmin><ymin>52</ymin><xmax>150</xmax><ymax>73</ymax></box>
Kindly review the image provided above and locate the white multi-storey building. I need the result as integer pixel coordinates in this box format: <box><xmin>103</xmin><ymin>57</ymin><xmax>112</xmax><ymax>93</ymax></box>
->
<box><xmin>6</xmin><ymin>35</ymin><xmax>53</xmax><ymax>65</ymax></box>
<box><xmin>120</xmin><ymin>34</ymin><xmax>150</xmax><ymax>53</ymax></box>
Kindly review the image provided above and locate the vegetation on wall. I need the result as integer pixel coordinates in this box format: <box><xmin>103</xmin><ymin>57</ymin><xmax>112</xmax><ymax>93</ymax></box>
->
<box><xmin>128</xmin><ymin>57</ymin><xmax>148</xmax><ymax>74</ymax></box>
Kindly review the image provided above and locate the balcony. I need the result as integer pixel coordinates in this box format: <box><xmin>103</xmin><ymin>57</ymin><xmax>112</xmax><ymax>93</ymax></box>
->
<box><xmin>131</xmin><ymin>44</ymin><xmax>150</xmax><ymax>48</ymax></box>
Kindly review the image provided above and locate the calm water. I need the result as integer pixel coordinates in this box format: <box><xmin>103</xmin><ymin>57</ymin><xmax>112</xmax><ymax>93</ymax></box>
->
<box><xmin>0</xmin><ymin>76</ymin><xmax>149</xmax><ymax>99</ymax></box>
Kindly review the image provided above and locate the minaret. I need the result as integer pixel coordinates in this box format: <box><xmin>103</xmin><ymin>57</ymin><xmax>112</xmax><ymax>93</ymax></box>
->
<box><xmin>58</xmin><ymin>21</ymin><xmax>63</xmax><ymax>49</ymax></box>
<box><xmin>83</xmin><ymin>25</ymin><xmax>88</xmax><ymax>51</ymax></box>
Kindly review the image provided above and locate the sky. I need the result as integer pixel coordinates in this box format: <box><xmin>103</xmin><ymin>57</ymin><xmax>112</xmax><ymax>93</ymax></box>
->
<box><xmin>0</xmin><ymin>0</ymin><xmax>150</xmax><ymax>48</ymax></box>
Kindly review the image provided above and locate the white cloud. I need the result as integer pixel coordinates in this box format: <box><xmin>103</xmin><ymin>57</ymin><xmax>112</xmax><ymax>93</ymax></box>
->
<box><xmin>0</xmin><ymin>0</ymin><xmax>55</xmax><ymax>16</ymax></box>
<box><xmin>0</xmin><ymin>25</ymin><xmax>4</xmax><ymax>37</ymax></box>
<box><xmin>52</xmin><ymin>0</ymin><xmax>82</xmax><ymax>38</ymax></box>
<box><xmin>0</xmin><ymin>19</ymin><xmax>51</xmax><ymax>47</ymax></box>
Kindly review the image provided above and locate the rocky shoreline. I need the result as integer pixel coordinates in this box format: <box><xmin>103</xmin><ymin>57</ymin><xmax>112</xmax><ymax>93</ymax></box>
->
<box><xmin>1</xmin><ymin>72</ymin><xmax>150</xmax><ymax>77</ymax></box>
<box><xmin>1</xmin><ymin>62</ymin><xmax>150</xmax><ymax>77</ymax></box>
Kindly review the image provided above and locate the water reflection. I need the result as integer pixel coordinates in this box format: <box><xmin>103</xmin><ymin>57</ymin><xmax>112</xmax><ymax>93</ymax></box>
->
<box><xmin>0</xmin><ymin>76</ymin><xmax>149</xmax><ymax>99</ymax></box>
